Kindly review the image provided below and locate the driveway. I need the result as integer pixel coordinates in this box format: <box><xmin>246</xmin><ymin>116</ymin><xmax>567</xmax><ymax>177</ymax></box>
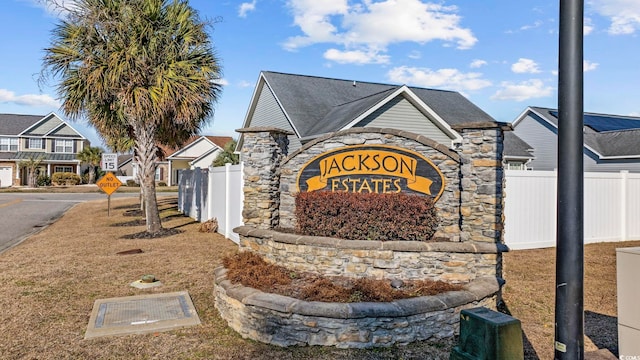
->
<box><xmin>0</xmin><ymin>192</ymin><xmax>147</xmax><ymax>254</ymax></box>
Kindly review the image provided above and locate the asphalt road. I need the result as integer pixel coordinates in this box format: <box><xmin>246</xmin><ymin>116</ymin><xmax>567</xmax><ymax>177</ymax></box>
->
<box><xmin>0</xmin><ymin>192</ymin><xmax>145</xmax><ymax>254</ymax></box>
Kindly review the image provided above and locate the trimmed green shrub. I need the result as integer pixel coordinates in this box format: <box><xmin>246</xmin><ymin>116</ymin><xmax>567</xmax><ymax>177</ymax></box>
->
<box><xmin>51</xmin><ymin>172</ymin><xmax>81</xmax><ymax>186</ymax></box>
<box><xmin>157</xmin><ymin>182</ymin><xmax>167</xmax><ymax>187</ymax></box>
<box><xmin>36</xmin><ymin>174</ymin><xmax>51</xmax><ymax>187</ymax></box>
<box><xmin>126</xmin><ymin>179</ymin><xmax>140</xmax><ymax>187</ymax></box>
<box><xmin>295</xmin><ymin>191</ymin><xmax>439</xmax><ymax>241</ymax></box>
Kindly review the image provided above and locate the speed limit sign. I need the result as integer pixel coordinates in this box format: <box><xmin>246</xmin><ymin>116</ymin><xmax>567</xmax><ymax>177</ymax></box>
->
<box><xmin>101</xmin><ymin>153</ymin><xmax>118</xmax><ymax>171</ymax></box>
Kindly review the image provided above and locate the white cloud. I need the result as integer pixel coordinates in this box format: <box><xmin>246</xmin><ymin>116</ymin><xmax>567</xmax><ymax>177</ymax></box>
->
<box><xmin>387</xmin><ymin>66</ymin><xmax>492</xmax><ymax>92</ymax></box>
<box><xmin>0</xmin><ymin>89</ymin><xmax>60</xmax><ymax>108</ymax></box>
<box><xmin>491</xmin><ymin>79</ymin><xmax>553</xmax><ymax>102</ymax></box>
<box><xmin>324</xmin><ymin>48</ymin><xmax>390</xmax><ymax>64</ymax></box>
<box><xmin>239</xmin><ymin>0</ymin><xmax>257</xmax><ymax>18</ymax></box>
<box><xmin>584</xmin><ymin>60</ymin><xmax>599</xmax><ymax>72</ymax></box>
<box><xmin>470</xmin><ymin>59</ymin><xmax>487</xmax><ymax>68</ymax></box>
<box><xmin>520</xmin><ymin>20</ymin><xmax>543</xmax><ymax>31</ymax></box>
<box><xmin>589</xmin><ymin>0</ymin><xmax>640</xmax><ymax>35</ymax></box>
<box><xmin>408</xmin><ymin>51</ymin><xmax>422</xmax><ymax>60</ymax></box>
<box><xmin>238</xmin><ymin>80</ymin><xmax>254</xmax><ymax>88</ymax></box>
<box><xmin>213</xmin><ymin>78</ymin><xmax>229</xmax><ymax>86</ymax></box>
<box><xmin>511</xmin><ymin>58</ymin><xmax>542</xmax><ymax>74</ymax></box>
<box><xmin>25</xmin><ymin>0</ymin><xmax>76</xmax><ymax>18</ymax></box>
<box><xmin>283</xmin><ymin>0</ymin><xmax>476</xmax><ymax>62</ymax></box>
<box><xmin>584</xmin><ymin>17</ymin><xmax>594</xmax><ymax>35</ymax></box>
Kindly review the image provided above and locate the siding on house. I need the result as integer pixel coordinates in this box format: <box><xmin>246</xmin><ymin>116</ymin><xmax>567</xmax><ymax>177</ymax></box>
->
<box><xmin>250</xmin><ymin>83</ymin><xmax>302</xmax><ymax>152</ymax></box>
<box><xmin>357</xmin><ymin>96</ymin><xmax>454</xmax><ymax>146</ymax></box>
<box><xmin>583</xmin><ymin>150</ymin><xmax>640</xmax><ymax>172</ymax></box>
<box><xmin>512</xmin><ymin>113</ymin><xmax>558</xmax><ymax>171</ymax></box>
<box><xmin>23</xmin><ymin>116</ymin><xmax>62</xmax><ymax>135</ymax></box>
<box><xmin>49</xmin><ymin>124</ymin><xmax>79</xmax><ymax>137</ymax></box>
<box><xmin>172</xmin><ymin>138</ymin><xmax>216</xmax><ymax>159</ymax></box>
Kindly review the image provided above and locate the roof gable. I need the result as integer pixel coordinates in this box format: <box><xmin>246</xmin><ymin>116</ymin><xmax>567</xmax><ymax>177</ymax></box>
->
<box><xmin>253</xmin><ymin>71</ymin><xmax>497</xmax><ymax>140</ymax></box>
<box><xmin>168</xmin><ymin>135</ymin><xmax>232</xmax><ymax>159</ymax></box>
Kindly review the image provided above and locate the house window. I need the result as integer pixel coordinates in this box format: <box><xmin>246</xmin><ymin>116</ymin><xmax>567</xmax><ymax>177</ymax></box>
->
<box><xmin>155</xmin><ymin>167</ymin><xmax>161</xmax><ymax>181</ymax></box>
<box><xmin>55</xmin><ymin>139</ymin><xmax>74</xmax><ymax>153</ymax></box>
<box><xmin>0</xmin><ymin>138</ymin><xmax>18</xmax><ymax>151</ymax></box>
<box><xmin>29</xmin><ymin>138</ymin><xmax>43</xmax><ymax>150</ymax></box>
<box><xmin>54</xmin><ymin>166</ymin><xmax>73</xmax><ymax>173</ymax></box>
<box><xmin>506</xmin><ymin>161</ymin><xmax>526</xmax><ymax>170</ymax></box>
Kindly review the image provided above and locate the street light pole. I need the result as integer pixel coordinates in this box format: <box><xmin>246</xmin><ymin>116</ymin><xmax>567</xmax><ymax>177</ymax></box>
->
<box><xmin>555</xmin><ymin>0</ymin><xmax>584</xmax><ymax>359</ymax></box>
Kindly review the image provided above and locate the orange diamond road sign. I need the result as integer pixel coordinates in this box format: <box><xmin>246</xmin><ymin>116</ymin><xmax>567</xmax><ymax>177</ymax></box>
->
<box><xmin>97</xmin><ymin>172</ymin><xmax>122</xmax><ymax>196</ymax></box>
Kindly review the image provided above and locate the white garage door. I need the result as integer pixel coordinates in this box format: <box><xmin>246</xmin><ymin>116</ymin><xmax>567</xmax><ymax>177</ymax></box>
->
<box><xmin>0</xmin><ymin>166</ymin><xmax>12</xmax><ymax>188</ymax></box>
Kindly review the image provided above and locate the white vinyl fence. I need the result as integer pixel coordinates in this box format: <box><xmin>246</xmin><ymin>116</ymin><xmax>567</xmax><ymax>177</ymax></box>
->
<box><xmin>207</xmin><ymin>163</ymin><xmax>244</xmax><ymax>243</ymax></box>
<box><xmin>178</xmin><ymin>163</ymin><xmax>244</xmax><ymax>243</ymax></box>
<box><xmin>179</xmin><ymin>166</ymin><xmax>640</xmax><ymax>249</ymax></box>
<box><xmin>504</xmin><ymin>170</ymin><xmax>640</xmax><ymax>249</ymax></box>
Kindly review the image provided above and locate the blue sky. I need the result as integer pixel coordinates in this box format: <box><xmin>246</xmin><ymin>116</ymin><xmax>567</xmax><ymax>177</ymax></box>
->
<box><xmin>2</xmin><ymin>0</ymin><xmax>640</xmax><ymax>148</ymax></box>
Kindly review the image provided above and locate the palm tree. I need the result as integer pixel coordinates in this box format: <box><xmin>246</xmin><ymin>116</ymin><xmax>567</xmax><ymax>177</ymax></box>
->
<box><xmin>42</xmin><ymin>0</ymin><xmax>222</xmax><ymax>235</ymax></box>
<box><xmin>18</xmin><ymin>155</ymin><xmax>45</xmax><ymax>188</ymax></box>
<box><xmin>212</xmin><ymin>139</ymin><xmax>239</xmax><ymax>167</ymax></box>
<box><xmin>77</xmin><ymin>146</ymin><xmax>103</xmax><ymax>184</ymax></box>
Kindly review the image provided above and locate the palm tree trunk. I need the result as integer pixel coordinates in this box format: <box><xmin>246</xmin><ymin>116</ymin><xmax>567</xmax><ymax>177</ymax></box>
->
<box><xmin>134</xmin><ymin>123</ymin><xmax>162</xmax><ymax>234</ymax></box>
<box><xmin>89</xmin><ymin>166</ymin><xmax>96</xmax><ymax>184</ymax></box>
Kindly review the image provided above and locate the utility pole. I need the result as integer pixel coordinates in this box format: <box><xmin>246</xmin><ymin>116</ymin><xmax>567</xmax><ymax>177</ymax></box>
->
<box><xmin>555</xmin><ymin>0</ymin><xmax>584</xmax><ymax>359</ymax></box>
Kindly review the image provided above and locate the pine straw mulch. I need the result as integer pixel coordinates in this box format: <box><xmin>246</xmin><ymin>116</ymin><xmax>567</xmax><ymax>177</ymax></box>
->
<box><xmin>222</xmin><ymin>251</ymin><xmax>463</xmax><ymax>303</ymax></box>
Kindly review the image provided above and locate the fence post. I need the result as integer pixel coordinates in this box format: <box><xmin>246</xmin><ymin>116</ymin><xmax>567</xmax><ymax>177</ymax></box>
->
<box><xmin>225</xmin><ymin>163</ymin><xmax>231</xmax><ymax>239</ymax></box>
<box><xmin>207</xmin><ymin>166</ymin><xmax>215</xmax><ymax>221</ymax></box>
<box><xmin>621</xmin><ymin>170</ymin><xmax>629</xmax><ymax>241</ymax></box>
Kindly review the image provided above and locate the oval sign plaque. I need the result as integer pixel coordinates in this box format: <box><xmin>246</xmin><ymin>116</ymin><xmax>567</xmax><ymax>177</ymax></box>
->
<box><xmin>296</xmin><ymin>145</ymin><xmax>445</xmax><ymax>202</ymax></box>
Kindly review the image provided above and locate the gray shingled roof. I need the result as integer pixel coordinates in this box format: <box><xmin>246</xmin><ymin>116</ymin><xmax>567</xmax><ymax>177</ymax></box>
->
<box><xmin>528</xmin><ymin>106</ymin><xmax>640</xmax><ymax>157</ymax></box>
<box><xmin>262</xmin><ymin>71</ymin><xmax>498</xmax><ymax>138</ymax></box>
<box><xmin>503</xmin><ymin>132</ymin><xmax>534</xmax><ymax>158</ymax></box>
<box><xmin>0</xmin><ymin>114</ymin><xmax>43</xmax><ymax>135</ymax></box>
<box><xmin>585</xmin><ymin>129</ymin><xmax>640</xmax><ymax>157</ymax></box>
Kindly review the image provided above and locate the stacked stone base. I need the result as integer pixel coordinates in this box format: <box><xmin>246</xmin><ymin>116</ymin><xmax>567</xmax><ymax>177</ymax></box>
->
<box><xmin>214</xmin><ymin>266</ymin><xmax>500</xmax><ymax>348</ymax></box>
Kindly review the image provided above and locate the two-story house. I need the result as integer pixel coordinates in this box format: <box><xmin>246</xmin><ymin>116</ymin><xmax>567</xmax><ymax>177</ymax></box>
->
<box><xmin>0</xmin><ymin>113</ymin><xmax>89</xmax><ymax>187</ymax></box>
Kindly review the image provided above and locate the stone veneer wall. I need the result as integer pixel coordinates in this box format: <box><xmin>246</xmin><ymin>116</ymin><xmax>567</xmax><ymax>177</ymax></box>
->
<box><xmin>214</xmin><ymin>266</ymin><xmax>500</xmax><ymax>348</ymax></box>
<box><xmin>236</xmin><ymin>127</ymin><xmax>293</xmax><ymax>229</ymax></box>
<box><xmin>453</xmin><ymin>125</ymin><xmax>506</xmax><ymax>244</ymax></box>
<box><xmin>235</xmin><ymin>226</ymin><xmax>506</xmax><ymax>283</ymax></box>
<box><xmin>236</xmin><ymin>126</ymin><xmax>507</xmax><ymax>244</ymax></box>
<box><xmin>278</xmin><ymin>128</ymin><xmax>463</xmax><ymax>241</ymax></box>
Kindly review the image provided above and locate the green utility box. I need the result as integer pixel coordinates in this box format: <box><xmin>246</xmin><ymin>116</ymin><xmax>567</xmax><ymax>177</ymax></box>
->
<box><xmin>450</xmin><ymin>307</ymin><xmax>524</xmax><ymax>360</ymax></box>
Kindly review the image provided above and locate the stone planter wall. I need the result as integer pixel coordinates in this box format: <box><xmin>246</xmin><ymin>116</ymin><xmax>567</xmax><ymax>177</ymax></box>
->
<box><xmin>235</xmin><ymin>226</ymin><xmax>506</xmax><ymax>283</ymax></box>
<box><xmin>223</xmin><ymin>125</ymin><xmax>508</xmax><ymax>349</ymax></box>
<box><xmin>214</xmin><ymin>266</ymin><xmax>499</xmax><ymax>348</ymax></box>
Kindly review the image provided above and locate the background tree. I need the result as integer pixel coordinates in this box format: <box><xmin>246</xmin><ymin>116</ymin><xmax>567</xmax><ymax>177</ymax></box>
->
<box><xmin>18</xmin><ymin>155</ymin><xmax>45</xmax><ymax>188</ymax></box>
<box><xmin>42</xmin><ymin>0</ymin><xmax>222</xmax><ymax>235</ymax></box>
<box><xmin>212</xmin><ymin>139</ymin><xmax>239</xmax><ymax>167</ymax></box>
<box><xmin>77</xmin><ymin>146</ymin><xmax>103</xmax><ymax>184</ymax></box>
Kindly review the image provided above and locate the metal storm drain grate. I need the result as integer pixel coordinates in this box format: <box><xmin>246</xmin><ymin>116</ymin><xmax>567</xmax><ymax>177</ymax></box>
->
<box><xmin>85</xmin><ymin>291</ymin><xmax>200</xmax><ymax>339</ymax></box>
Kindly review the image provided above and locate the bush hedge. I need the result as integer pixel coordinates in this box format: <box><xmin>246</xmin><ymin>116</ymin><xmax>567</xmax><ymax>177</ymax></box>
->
<box><xmin>51</xmin><ymin>172</ymin><xmax>81</xmax><ymax>186</ymax></box>
<box><xmin>295</xmin><ymin>191</ymin><xmax>438</xmax><ymax>241</ymax></box>
<box><xmin>37</xmin><ymin>174</ymin><xmax>51</xmax><ymax>187</ymax></box>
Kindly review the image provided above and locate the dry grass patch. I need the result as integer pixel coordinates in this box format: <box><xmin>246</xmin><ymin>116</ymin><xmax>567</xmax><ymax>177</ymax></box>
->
<box><xmin>502</xmin><ymin>240</ymin><xmax>640</xmax><ymax>359</ymax></box>
<box><xmin>0</xmin><ymin>191</ymin><xmax>632</xmax><ymax>360</ymax></box>
<box><xmin>0</xmin><ymin>196</ymin><xmax>456</xmax><ymax>359</ymax></box>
